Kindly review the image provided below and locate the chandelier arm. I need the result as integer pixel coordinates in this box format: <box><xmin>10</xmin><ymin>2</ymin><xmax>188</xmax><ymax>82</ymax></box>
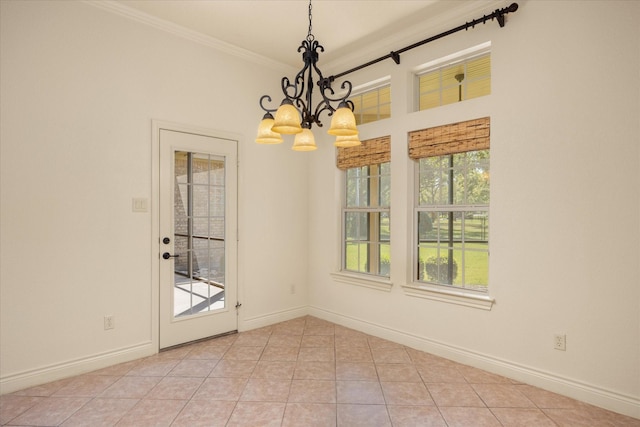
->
<box><xmin>318</xmin><ymin>79</ymin><xmax>353</xmax><ymax>110</ymax></box>
<box><xmin>281</xmin><ymin>75</ymin><xmax>302</xmax><ymax>102</ymax></box>
<box><xmin>292</xmin><ymin>61</ymin><xmax>311</xmax><ymax>122</ymax></box>
<box><xmin>259</xmin><ymin>95</ymin><xmax>278</xmax><ymax>113</ymax></box>
<box><xmin>312</xmin><ymin>101</ymin><xmax>332</xmax><ymax>127</ymax></box>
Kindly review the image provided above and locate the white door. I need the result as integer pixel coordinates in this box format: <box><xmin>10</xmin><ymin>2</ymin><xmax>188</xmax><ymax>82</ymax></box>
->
<box><xmin>159</xmin><ymin>128</ymin><xmax>237</xmax><ymax>349</ymax></box>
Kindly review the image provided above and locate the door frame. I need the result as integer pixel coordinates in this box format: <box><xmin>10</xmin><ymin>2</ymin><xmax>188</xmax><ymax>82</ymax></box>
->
<box><xmin>151</xmin><ymin>120</ymin><xmax>241</xmax><ymax>351</ymax></box>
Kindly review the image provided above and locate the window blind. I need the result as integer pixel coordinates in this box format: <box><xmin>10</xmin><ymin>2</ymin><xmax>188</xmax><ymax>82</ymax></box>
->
<box><xmin>408</xmin><ymin>117</ymin><xmax>490</xmax><ymax>159</ymax></box>
<box><xmin>336</xmin><ymin>136</ymin><xmax>391</xmax><ymax>170</ymax></box>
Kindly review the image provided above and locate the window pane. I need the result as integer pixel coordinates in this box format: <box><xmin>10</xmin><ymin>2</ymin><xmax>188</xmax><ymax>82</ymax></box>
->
<box><xmin>416</xmin><ymin>149</ymin><xmax>489</xmax><ymax>291</ymax></box>
<box><xmin>192</xmin><ymin>185</ymin><xmax>208</xmax><ymax>217</ymax></box>
<box><xmin>436</xmin><ymin>212</ymin><xmax>448</xmax><ymax>245</ymax></box>
<box><xmin>345</xmin><ymin>212</ymin><xmax>368</xmax><ymax>241</ymax></box>
<box><xmin>450</xmin><ymin>248</ymin><xmax>463</xmax><ymax>286</ymax></box>
<box><xmin>467</xmin><ymin>77</ymin><xmax>491</xmax><ymax>99</ymax></box>
<box><xmin>193</xmin><ymin>217</ymin><xmax>210</xmax><ymax>236</ymax></box>
<box><xmin>343</xmin><ymin>161</ymin><xmax>390</xmax><ymax>278</ymax></box>
<box><xmin>379</xmin><ymin>243</ymin><xmax>391</xmax><ymax>276</ymax></box>
<box><xmin>351</xmin><ymin>84</ymin><xmax>391</xmax><ymax>125</ymax></box>
<box><xmin>420</xmin><ymin>247</ymin><xmax>458</xmax><ymax>284</ymax></box>
<box><xmin>379</xmin><ymin>212</ymin><xmax>390</xmax><ymax>241</ymax></box>
<box><xmin>379</xmin><ymin>163</ymin><xmax>390</xmax><ymax>207</ymax></box>
<box><xmin>360</xmin><ymin>108</ymin><xmax>378</xmax><ymax>124</ymax></box>
<box><xmin>463</xmin><ymin>212</ymin><xmax>489</xmax><ymax>242</ymax></box>
<box><xmin>210</xmin><ymin>218</ymin><xmax>224</xmax><ymax>239</ymax></box>
<box><xmin>417</xmin><ymin>52</ymin><xmax>490</xmax><ymax>111</ymax></box>
<box><xmin>419</xmin><ymin>72</ymin><xmax>439</xmax><ymax>93</ymax></box>
<box><xmin>351</xmin><ymin>96</ymin><xmax>362</xmax><ymax>112</ymax></box>
<box><xmin>466</xmin><ymin>54</ymin><xmax>490</xmax><ymax>80</ymax></box>
<box><xmin>379</xmin><ymin>162</ymin><xmax>391</xmax><ymax>175</ymax></box>
<box><xmin>418</xmin><ymin>212</ymin><xmax>435</xmax><ymax>242</ymax></box>
<box><xmin>209</xmin><ymin>160</ymin><xmax>225</xmax><ymax>185</ymax></box>
<box><xmin>346</xmin><ymin>166</ymin><xmax>370</xmax><ymax>207</ymax></box>
<box><xmin>418</xmin><ymin>246</ymin><xmax>437</xmax><ymax>281</ymax></box>
<box><xmin>175</xmin><ymin>151</ymin><xmax>188</xmax><ymax>182</ymax></box>
<box><xmin>379</xmin><ymin>86</ymin><xmax>391</xmax><ymax>104</ymax></box>
<box><xmin>441</xmin><ymin>65</ymin><xmax>461</xmax><ymax>88</ymax></box>
<box><xmin>452</xmin><ymin>162</ymin><xmax>466</xmax><ymax>205</ymax></box>
<box><xmin>362</xmin><ymin>91</ymin><xmax>378</xmax><ymax>110</ymax></box>
<box><xmin>345</xmin><ymin>242</ymin><xmax>365</xmax><ymax>273</ymax></box>
<box><xmin>210</xmin><ymin>186</ymin><xmax>224</xmax><ymax>216</ymax></box>
<box><xmin>419</xmin><ymin>92</ymin><xmax>440</xmax><ymax>110</ymax></box>
<box><xmin>418</xmin><ymin>157</ymin><xmax>453</xmax><ymax>206</ymax></box>
<box><xmin>209</xmin><ymin>242</ymin><xmax>225</xmax><ymax>283</ymax></box>
<box><xmin>441</xmin><ymin>85</ymin><xmax>459</xmax><ymax>105</ymax></box>
<box><xmin>192</xmin><ymin>154</ymin><xmax>210</xmax><ymax>184</ymax></box>
<box><xmin>379</xmin><ymin>103</ymin><xmax>391</xmax><ymax>119</ymax></box>
<box><xmin>464</xmin><ymin>243</ymin><xmax>489</xmax><ymax>289</ymax></box>
<box><xmin>467</xmin><ymin>151</ymin><xmax>490</xmax><ymax>204</ymax></box>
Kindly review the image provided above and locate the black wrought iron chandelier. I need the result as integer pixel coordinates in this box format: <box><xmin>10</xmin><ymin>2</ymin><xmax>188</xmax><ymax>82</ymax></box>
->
<box><xmin>255</xmin><ymin>0</ymin><xmax>360</xmax><ymax>151</ymax></box>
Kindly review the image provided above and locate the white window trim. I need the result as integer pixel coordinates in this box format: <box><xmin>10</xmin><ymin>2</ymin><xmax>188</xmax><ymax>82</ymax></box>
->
<box><xmin>332</xmin><ymin>76</ymin><xmax>390</xmax><ymax>101</ymax></box>
<box><xmin>333</xmin><ymin>161</ymin><xmax>392</xmax><ymax>293</ymax></box>
<box><xmin>406</xmin><ymin>152</ymin><xmax>495</xmax><ymax>311</ymax></box>
<box><xmin>412</xmin><ymin>41</ymin><xmax>491</xmax><ymax>76</ymax></box>
<box><xmin>401</xmin><ymin>282</ymin><xmax>494</xmax><ymax>310</ymax></box>
<box><xmin>331</xmin><ymin>271</ymin><xmax>393</xmax><ymax>292</ymax></box>
<box><xmin>412</xmin><ymin>41</ymin><xmax>491</xmax><ymax>112</ymax></box>
<box><xmin>351</xmin><ymin>76</ymin><xmax>391</xmax><ymax>96</ymax></box>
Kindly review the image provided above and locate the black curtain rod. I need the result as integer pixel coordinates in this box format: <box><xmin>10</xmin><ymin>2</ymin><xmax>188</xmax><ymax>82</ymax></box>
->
<box><xmin>328</xmin><ymin>2</ymin><xmax>519</xmax><ymax>82</ymax></box>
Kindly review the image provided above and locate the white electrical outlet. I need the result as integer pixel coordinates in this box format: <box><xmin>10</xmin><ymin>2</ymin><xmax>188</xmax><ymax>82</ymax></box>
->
<box><xmin>104</xmin><ymin>315</ymin><xmax>115</xmax><ymax>330</ymax></box>
<box><xmin>554</xmin><ymin>334</ymin><xmax>566</xmax><ymax>351</ymax></box>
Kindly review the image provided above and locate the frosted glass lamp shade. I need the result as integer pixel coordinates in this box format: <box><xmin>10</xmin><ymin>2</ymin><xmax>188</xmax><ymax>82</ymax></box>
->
<box><xmin>255</xmin><ymin>115</ymin><xmax>284</xmax><ymax>144</ymax></box>
<box><xmin>328</xmin><ymin>104</ymin><xmax>358</xmax><ymax>136</ymax></box>
<box><xmin>334</xmin><ymin>134</ymin><xmax>361</xmax><ymax>147</ymax></box>
<box><xmin>272</xmin><ymin>100</ymin><xmax>303</xmax><ymax>134</ymax></box>
<box><xmin>292</xmin><ymin>128</ymin><xmax>317</xmax><ymax>151</ymax></box>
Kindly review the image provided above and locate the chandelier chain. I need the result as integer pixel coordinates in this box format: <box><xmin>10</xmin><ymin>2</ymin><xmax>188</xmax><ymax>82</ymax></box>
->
<box><xmin>306</xmin><ymin>0</ymin><xmax>314</xmax><ymax>42</ymax></box>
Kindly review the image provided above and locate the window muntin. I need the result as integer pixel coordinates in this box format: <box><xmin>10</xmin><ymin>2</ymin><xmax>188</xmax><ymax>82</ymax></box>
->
<box><xmin>344</xmin><ymin>162</ymin><xmax>390</xmax><ymax>277</ymax></box>
<box><xmin>351</xmin><ymin>85</ymin><xmax>391</xmax><ymax>125</ymax></box>
<box><xmin>416</xmin><ymin>150</ymin><xmax>489</xmax><ymax>291</ymax></box>
<box><xmin>417</xmin><ymin>53</ymin><xmax>490</xmax><ymax>111</ymax></box>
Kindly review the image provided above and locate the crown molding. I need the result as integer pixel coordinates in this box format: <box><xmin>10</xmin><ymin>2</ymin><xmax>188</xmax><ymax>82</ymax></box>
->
<box><xmin>84</xmin><ymin>0</ymin><xmax>295</xmax><ymax>73</ymax></box>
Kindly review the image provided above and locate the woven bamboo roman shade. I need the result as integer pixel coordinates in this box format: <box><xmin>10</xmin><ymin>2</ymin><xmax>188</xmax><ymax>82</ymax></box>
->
<box><xmin>408</xmin><ymin>117</ymin><xmax>490</xmax><ymax>159</ymax></box>
<box><xmin>336</xmin><ymin>136</ymin><xmax>391</xmax><ymax>170</ymax></box>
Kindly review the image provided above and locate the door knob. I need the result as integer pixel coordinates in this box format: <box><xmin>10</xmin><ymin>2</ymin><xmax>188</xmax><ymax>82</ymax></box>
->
<box><xmin>162</xmin><ymin>252</ymin><xmax>179</xmax><ymax>260</ymax></box>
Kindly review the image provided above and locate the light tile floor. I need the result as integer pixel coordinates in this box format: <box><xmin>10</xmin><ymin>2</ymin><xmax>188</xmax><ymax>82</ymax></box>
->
<box><xmin>1</xmin><ymin>316</ymin><xmax>638</xmax><ymax>426</ymax></box>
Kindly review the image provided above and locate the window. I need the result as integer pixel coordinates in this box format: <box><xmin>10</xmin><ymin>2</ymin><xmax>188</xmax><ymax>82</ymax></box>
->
<box><xmin>417</xmin><ymin>52</ymin><xmax>490</xmax><ymax>111</ymax></box>
<box><xmin>337</xmin><ymin>137</ymin><xmax>391</xmax><ymax>278</ymax></box>
<box><xmin>350</xmin><ymin>84</ymin><xmax>391</xmax><ymax>125</ymax></box>
<box><xmin>410</xmin><ymin>118</ymin><xmax>489</xmax><ymax>292</ymax></box>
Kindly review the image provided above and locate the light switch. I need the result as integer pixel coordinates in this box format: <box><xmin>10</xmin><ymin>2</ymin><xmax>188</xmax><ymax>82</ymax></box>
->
<box><xmin>132</xmin><ymin>198</ymin><xmax>148</xmax><ymax>213</ymax></box>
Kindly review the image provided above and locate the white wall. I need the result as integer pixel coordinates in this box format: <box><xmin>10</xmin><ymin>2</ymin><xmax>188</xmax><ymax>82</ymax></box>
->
<box><xmin>1</xmin><ymin>0</ymin><xmax>638</xmax><ymax>419</ymax></box>
<box><xmin>307</xmin><ymin>0</ymin><xmax>640</xmax><ymax>418</ymax></box>
<box><xmin>0</xmin><ymin>0</ymin><xmax>308</xmax><ymax>392</ymax></box>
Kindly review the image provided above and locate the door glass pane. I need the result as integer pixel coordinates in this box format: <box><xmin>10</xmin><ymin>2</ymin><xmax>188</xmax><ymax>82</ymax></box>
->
<box><xmin>173</xmin><ymin>151</ymin><xmax>226</xmax><ymax>318</ymax></box>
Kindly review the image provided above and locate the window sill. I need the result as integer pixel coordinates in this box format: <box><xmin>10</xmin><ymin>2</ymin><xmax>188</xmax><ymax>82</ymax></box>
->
<box><xmin>402</xmin><ymin>283</ymin><xmax>494</xmax><ymax>310</ymax></box>
<box><xmin>331</xmin><ymin>272</ymin><xmax>393</xmax><ymax>292</ymax></box>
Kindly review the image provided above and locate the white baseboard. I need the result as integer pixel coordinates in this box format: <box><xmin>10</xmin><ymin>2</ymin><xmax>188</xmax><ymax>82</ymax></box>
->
<box><xmin>0</xmin><ymin>341</ymin><xmax>156</xmax><ymax>395</ymax></box>
<box><xmin>240</xmin><ymin>306</ymin><xmax>309</xmax><ymax>331</ymax></box>
<box><xmin>308</xmin><ymin>305</ymin><xmax>640</xmax><ymax>419</ymax></box>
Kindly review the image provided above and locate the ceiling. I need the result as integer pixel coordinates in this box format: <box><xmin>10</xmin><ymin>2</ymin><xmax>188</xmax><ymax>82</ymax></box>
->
<box><xmin>111</xmin><ymin>0</ymin><xmax>498</xmax><ymax>71</ymax></box>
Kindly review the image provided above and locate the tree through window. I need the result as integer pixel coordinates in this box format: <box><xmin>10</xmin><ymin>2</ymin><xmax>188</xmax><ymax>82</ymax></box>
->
<box><xmin>410</xmin><ymin>118</ymin><xmax>489</xmax><ymax>291</ymax></box>
<box><xmin>337</xmin><ymin>137</ymin><xmax>391</xmax><ymax>277</ymax></box>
